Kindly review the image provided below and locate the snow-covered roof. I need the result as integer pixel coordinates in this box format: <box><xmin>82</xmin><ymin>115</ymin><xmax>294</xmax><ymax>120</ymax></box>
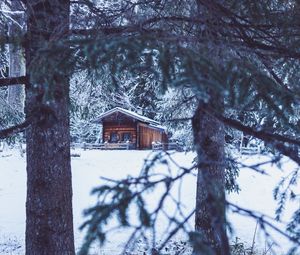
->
<box><xmin>95</xmin><ymin>107</ymin><xmax>166</xmax><ymax>130</ymax></box>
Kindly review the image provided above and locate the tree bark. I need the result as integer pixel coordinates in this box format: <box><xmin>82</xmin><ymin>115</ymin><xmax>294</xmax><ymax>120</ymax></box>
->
<box><xmin>191</xmin><ymin>0</ymin><xmax>230</xmax><ymax>253</ymax></box>
<box><xmin>8</xmin><ymin>0</ymin><xmax>25</xmax><ymax>113</ymax></box>
<box><xmin>25</xmin><ymin>1</ymin><xmax>75</xmax><ymax>254</ymax></box>
<box><xmin>192</xmin><ymin>99</ymin><xmax>230</xmax><ymax>255</ymax></box>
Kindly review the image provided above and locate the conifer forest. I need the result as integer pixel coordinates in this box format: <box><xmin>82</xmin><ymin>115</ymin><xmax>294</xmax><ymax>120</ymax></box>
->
<box><xmin>0</xmin><ymin>1</ymin><xmax>299</xmax><ymax>255</ymax></box>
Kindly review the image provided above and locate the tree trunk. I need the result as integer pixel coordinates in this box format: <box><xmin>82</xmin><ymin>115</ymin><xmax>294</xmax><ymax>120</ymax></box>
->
<box><xmin>192</xmin><ymin>99</ymin><xmax>230</xmax><ymax>255</ymax></box>
<box><xmin>191</xmin><ymin>0</ymin><xmax>230</xmax><ymax>253</ymax></box>
<box><xmin>25</xmin><ymin>1</ymin><xmax>75</xmax><ymax>254</ymax></box>
<box><xmin>8</xmin><ymin>0</ymin><xmax>25</xmax><ymax>113</ymax></box>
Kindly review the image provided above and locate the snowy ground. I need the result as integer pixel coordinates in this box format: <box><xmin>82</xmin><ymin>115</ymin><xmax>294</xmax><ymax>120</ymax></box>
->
<box><xmin>0</xmin><ymin>149</ymin><xmax>298</xmax><ymax>254</ymax></box>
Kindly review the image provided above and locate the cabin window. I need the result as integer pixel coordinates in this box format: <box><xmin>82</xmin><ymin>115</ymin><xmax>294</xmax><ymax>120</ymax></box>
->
<box><xmin>122</xmin><ymin>132</ymin><xmax>132</xmax><ymax>142</ymax></box>
<box><xmin>110</xmin><ymin>132</ymin><xmax>119</xmax><ymax>143</ymax></box>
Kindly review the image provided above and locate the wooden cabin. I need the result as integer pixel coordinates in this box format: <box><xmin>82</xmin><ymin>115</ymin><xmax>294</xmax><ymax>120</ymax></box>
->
<box><xmin>95</xmin><ymin>107</ymin><xmax>168</xmax><ymax>149</ymax></box>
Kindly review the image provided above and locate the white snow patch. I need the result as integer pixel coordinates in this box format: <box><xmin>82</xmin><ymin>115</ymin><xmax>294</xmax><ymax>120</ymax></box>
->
<box><xmin>0</xmin><ymin>149</ymin><xmax>298</xmax><ymax>254</ymax></box>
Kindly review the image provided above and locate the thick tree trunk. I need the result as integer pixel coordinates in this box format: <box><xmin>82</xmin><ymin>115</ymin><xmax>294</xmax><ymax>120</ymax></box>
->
<box><xmin>192</xmin><ymin>100</ymin><xmax>230</xmax><ymax>255</ymax></box>
<box><xmin>25</xmin><ymin>1</ymin><xmax>75</xmax><ymax>254</ymax></box>
<box><xmin>191</xmin><ymin>0</ymin><xmax>229</xmax><ymax>253</ymax></box>
<box><xmin>8</xmin><ymin>0</ymin><xmax>25</xmax><ymax>113</ymax></box>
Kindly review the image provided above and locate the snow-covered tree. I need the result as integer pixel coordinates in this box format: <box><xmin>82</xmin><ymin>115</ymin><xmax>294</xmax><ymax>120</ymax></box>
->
<box><xmin>1</xmin><ymin>1</ymin><xmax>300</xmax><ymax>255</ymax></box>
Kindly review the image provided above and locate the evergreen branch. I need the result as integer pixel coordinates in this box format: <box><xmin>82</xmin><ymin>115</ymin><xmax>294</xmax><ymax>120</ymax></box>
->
<box><xmin>213</xmin><ymin>113</ymin><xmax>300</xmax><ymax>165</ymax></box>
<box><xmin>78</xmin><ymin>27</ymin><xmax>300</xmax><ymax>59</ymax></box>
<box><xmin>0</xmin><ymin>116</ymin><xmax>33</xmax><ymax>139</ymax></box>
<box><xmin>228</xmin><ymin>202</ymin><xmax>300</xmax><ymax>245</ymax></box>
<box><xmin>185</xmin><ymin>103</ymin><xmax>300</xmax><ymax>163</ymax></box>
<box><xmin>217</xmin><ymin>114</ymin><xmax>300</xmax><ymax>147</ymax></box>
<box><xmin>71</xmin><ymin>27</ymin><xmax>133</xmax><ymax>36</ymax></box>
<box><xmin>198</xmin><ymin>0</ymin><xmax>300</xmax><ymax>59</ymax></box>
<box><xmin>241</xmin><ymin>34</ymin><xmax>300</xmax><ymax>59</ymax></box>
<box><xmin>157</xmin><ymin>209</ymin><xmax>195</xmax><ymax>251</ymax></box>
<box><xmin>71</xmin><ymin>26</ymin><xmax>163</xmax><ymax>36</ymax></box>
<box><xmin>255</xmin><ymin>53</ymin><xmax>293</xmax><ymax>94</ymax></box>
<box><xmin>0</xmin><ymin>76</ymin><xmax>27</xmax><ymax>87</ymax></box>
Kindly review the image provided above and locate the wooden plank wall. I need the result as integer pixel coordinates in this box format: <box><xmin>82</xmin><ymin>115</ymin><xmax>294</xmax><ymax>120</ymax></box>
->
<box><xmin>138</xmin><ymin>123</ymin><xmax>164</xmax><ymax>149</ymax></box>
<box><xmin>102</xmin><ymin>120</ymin><xmax>167</xmax><ymax>150</ymax></box>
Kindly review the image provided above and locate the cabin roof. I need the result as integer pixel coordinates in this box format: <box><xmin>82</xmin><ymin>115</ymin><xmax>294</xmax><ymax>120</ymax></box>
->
<box><xmin>95</xmin><ymin>107</ymin><xmax>166</xmax><ymax>130</ymax></box>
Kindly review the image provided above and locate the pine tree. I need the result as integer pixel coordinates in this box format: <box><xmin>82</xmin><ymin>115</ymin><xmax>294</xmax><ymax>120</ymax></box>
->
<box><xmin>76</xmin><ymin>1</ymin><xmax>300</xmax><ymax>253</ymax></box>
<box><xmin>24</xmin><ymin>1</ymin><xmax>75</xmax><ymax>254</ymax></box>
<box><xmin>1</xmin><ymin>0</ymin><xmax>300</xmax><ymax>254</ymax></box>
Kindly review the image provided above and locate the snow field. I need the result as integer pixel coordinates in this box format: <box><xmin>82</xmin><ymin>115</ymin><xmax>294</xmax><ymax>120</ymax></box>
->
<box><xmin>0</xmin><ymin>149</ymin><xmax>298</xmax><ymax>254</ymax></box>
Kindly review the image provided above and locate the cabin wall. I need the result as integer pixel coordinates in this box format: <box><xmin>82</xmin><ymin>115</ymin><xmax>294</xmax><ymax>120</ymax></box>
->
<box><xmin>103</xmin><ymin>122</ymin><xmax>137</xmax><ymax>146</ymax></box>
<box><xmin>138</xmin><ymin>123</ymin><xmax>165</xmax><ymax>149</ymax></box>
<box><xmin>100</xmin><ymin>114</ymin><xmax>167</xmax><ymax>150</ymax></box>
